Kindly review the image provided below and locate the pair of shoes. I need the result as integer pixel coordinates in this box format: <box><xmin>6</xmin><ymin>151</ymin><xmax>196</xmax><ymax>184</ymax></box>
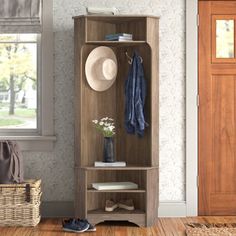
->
<box><xmin>62</xmin><ymin>218</ymin><xmax>96</xmax><ymax>233</ymax></box>
<box><xmin>105</xmin><ymin>199</ymin><xmax>135</xmax><ymax>212</ymax></box>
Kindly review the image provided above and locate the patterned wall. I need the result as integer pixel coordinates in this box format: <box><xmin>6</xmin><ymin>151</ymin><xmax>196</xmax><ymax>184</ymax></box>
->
<box><xmin>23</xmin><ymin>0</ymin><xmax>186</xmax><ymax>202</ymax></box>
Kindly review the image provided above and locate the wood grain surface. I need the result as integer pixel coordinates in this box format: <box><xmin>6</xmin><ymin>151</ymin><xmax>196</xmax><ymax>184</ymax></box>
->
<box><xmin>198</xmin><ymin>1</ymin><xmax>236</xmax><ymax>215</ymax></box>
<box><xmin>74</xmin><ymin>15</ymin><xmax>159</xmax><ymax>226</ymax></box>
<box><xmin>1</xmin><ymin>217</ymin><xmax>236</xmax><ymax>236</ymax></box>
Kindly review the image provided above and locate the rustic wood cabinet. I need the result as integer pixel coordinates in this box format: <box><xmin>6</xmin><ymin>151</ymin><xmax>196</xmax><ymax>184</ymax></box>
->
<box><xmin>73</xmin><ymin>15</ymin><xmax>159</xmax><ymax>227</ymax></box>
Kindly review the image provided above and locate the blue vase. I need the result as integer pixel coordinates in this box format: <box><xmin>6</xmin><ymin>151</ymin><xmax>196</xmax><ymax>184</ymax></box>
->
<box><xmin>103</xmin><ymin>137</ymin><xmax>115</xmax><ymax>163</ymax></box>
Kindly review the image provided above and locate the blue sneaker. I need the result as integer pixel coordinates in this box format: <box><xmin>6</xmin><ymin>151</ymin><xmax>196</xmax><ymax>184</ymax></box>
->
<box><xmin>80</xmin><ymin>219</ymin><xmax>96</xmax><ymax>232</ymax></box>
<box><xmin>62</xmin><ymin>218</ymin><xmax>89</xmax><ymax>233</ymax></box>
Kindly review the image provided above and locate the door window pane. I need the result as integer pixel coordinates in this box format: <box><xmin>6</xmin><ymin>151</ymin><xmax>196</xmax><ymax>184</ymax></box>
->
<box><xmin>0</xmin><ymin>34</ymin><xmax>38</xmax><ymax>129</ymax></box>
<box><xmin>216</xmin><ymin>20</ymin><xmax>234</xmax><ymax>58</ymax></box>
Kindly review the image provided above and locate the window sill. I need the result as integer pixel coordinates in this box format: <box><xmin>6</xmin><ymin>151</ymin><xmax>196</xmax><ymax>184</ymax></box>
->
<box><xmin>0</xmin><ymin>136</ymin><xmax>56</xmax><ymax>151</ymax></box>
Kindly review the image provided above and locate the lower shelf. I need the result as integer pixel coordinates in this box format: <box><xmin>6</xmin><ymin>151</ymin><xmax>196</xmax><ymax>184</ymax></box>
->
<box><xmin>87</xmin><ymin>209</ymin><xmax>146</xmax><ymax>227</ymax></box>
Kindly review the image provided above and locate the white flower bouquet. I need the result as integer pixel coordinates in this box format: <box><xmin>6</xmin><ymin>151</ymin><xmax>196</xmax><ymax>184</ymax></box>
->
<box><xmin>92</xmin><ymin>117</ymin><xmax>115</xmax><ymax>137</ymax></box>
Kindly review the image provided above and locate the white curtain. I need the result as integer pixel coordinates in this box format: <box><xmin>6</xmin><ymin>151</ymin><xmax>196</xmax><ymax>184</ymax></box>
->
<box><xmin>0</xmin><ymin>0</ymin><xmax>42</xmax><ymax>33</ymax></box>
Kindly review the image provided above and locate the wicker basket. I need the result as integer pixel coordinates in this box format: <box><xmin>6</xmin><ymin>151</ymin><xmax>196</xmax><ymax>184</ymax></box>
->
<box><xmin>0</xmin><ymin>179</ymin><xmax>41</xmax><ymax>227</ymax></box>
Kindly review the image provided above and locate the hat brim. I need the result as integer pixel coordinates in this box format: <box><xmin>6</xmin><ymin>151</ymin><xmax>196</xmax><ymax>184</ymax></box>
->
<box><xmin>85</xmin><ymin>46</ymin><xmax>117</xmax><ymax>92</ymax></box>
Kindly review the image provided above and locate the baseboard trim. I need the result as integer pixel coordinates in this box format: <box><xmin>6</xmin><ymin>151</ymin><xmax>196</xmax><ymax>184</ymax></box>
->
<box><xmin>41</xmin><ymin>201</ymin><xmax>187</xmax><ymax>218</ymax></box>
<box><xmin>158</xmin><ymin>201</ymin><xmax>186</xmax><ymax>217</ymax></box>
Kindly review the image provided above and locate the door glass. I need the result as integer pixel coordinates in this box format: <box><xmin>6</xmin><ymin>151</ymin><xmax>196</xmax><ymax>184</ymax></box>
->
<box><xmin>216</xmin><ymin>20</ymin><xmax>234</xmax><ymax>58</ymax></box>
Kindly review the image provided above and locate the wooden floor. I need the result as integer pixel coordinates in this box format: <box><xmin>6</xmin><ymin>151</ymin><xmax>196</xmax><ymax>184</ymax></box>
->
<box><xmin>1</xmin><ymin>217</ymin><xmax>236</xmax><ymax>236</ymax></box>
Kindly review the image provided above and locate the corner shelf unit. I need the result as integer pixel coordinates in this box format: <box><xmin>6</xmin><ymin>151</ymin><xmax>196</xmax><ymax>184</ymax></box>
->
<box><xmin>74</xmin><ymin>15</ymin><xmax>159</xmax><ymax>227</ymax></box>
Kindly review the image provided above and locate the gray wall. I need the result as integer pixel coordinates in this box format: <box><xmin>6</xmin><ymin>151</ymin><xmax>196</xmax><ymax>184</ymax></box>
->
<box><xmin>24</xmin><ymin>0</ymin><xmax>186</xmax><ymax>203</ymax></box>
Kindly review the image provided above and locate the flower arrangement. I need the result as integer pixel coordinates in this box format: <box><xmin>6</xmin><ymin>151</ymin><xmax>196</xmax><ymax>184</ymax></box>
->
<box><xmin>92</xmin><ymin>117</ymin><xmax>115</xmax><ymax>137</ymax></box>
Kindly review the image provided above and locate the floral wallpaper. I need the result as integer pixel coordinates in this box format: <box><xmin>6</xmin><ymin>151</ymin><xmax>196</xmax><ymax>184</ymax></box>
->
<box><xmin>23</xmin><ymin>0</ymin><xmax>186</xmax><ymax>202</ymax></box>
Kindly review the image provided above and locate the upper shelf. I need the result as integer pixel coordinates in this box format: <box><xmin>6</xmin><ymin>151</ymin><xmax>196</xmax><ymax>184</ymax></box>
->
<box><xmin>80</xmin><ymin>16</ymin><xmax>151</xmax><ymax>42</ymax></box>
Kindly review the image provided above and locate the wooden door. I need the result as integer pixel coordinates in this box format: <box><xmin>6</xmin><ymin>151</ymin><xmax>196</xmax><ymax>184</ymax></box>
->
<box><xmin>199</xmin><ymin>1</ymin><xmax>236</xmax><ymax>215</ymax></box>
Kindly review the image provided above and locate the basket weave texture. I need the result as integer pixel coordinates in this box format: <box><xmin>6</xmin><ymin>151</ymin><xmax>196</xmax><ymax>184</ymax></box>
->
<box><xmin>186</xmin><ymin>223</ymin><xmax>236</xmax><ymax>236</ymax></box>
<box><xmin>0</xmin><ymin>179</ymin><xmax>41</xmax><ymax>227</ymax></box>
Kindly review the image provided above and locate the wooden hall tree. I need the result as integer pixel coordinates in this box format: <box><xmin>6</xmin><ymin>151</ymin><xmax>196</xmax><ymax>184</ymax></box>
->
<box><xmin>73</xmin><ymin>15</ymin><xmax>159</xmax><ymax>227</ymax></box>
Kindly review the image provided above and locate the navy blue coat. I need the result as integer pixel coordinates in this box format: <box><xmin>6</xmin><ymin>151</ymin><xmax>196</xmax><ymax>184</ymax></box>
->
<box><xmin>125</xmin><ymin>51</ymin><xmax>147</xmax><ymax>137</ymax></box>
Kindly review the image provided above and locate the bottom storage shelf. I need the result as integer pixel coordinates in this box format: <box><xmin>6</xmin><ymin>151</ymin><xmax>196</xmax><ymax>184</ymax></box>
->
<box><xmin>75</xmin><ymin>168</ymin><xmax>158</xmax><ymax>227</ymax></box>
<box><xmin>87</xmin><ymin>209</ymin><xmax>146</xmax><ymax>227</ymax></box>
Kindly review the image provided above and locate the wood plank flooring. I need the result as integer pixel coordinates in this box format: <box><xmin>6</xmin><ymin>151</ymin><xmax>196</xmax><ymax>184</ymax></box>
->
<box><xmin>1</xmin><ymin>217</ymin><xmax>236</xmax><ymax>236</ymax></box>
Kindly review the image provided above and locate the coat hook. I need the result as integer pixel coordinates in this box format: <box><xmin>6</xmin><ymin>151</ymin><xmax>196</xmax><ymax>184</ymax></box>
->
<box><xmin>125</xmin><ymin>51</ymin><xmax>143</xmax><ymax>64</ymax></box>
<box><xmin>125</xmin><ymin>51</ymin><xmax>132</xmax><ymax>64</ymax></box>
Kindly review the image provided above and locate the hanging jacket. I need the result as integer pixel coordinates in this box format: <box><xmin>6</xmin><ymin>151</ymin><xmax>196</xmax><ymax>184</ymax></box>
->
<box><xmin>125</xmin><ymin>51</ymin><xmax>147</xmax><ymax>137</ymax></box>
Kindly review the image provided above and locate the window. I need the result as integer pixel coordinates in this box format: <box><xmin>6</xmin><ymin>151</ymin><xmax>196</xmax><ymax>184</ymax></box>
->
<box><xmin>216</xmin><ymin>19</ymin><xmax>234</xmax><ymax>58</ymax></box>
<box><xmin>0</xmin><ymin>0</ymin><xmax>55</xmax><ymax>150</ymax></box>
<box><xmin>212</xmin><ymin>15</ymin><xmax>236</xmax><ymax>63</ymax></box>
<box><xmin>0</xmin><ymin>34</ymin><xmax>40</xmax><ymax>131</ymax></box>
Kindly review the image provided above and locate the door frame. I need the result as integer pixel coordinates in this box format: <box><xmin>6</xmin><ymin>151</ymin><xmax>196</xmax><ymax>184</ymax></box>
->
<box><xmin>186</xmin><ymin>0</ymin><xmax>198</xmax><ymax>216</ymax></box>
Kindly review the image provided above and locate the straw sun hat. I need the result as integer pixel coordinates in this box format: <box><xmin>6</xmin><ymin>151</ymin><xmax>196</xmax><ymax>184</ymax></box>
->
<box><xmin>85</xmin><ymin>46</ymin><xmax>118</xmax><ymax>92</ymax></box>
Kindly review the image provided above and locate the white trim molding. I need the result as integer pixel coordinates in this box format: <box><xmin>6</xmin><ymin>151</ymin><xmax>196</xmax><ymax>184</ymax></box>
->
<box><xmin>158</xmin><ymin>201</ymin><xmax>186</xmax><ymax>217</ymax></box>
<box><xmin>186</xmin><ymin>0</ymin><xmax>198</xmax><ymax>216</ymax></box>
<box><xmin>0</xmin><ymin>136</ymin><xmax>56</xmax><ymax>151</ymax></box>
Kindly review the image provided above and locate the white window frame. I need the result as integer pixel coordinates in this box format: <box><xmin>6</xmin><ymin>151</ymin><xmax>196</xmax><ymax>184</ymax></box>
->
<box><xmin>0</xmin><ymin>0</ymin><xmax>56</xmax><ymax>151</ymax></box>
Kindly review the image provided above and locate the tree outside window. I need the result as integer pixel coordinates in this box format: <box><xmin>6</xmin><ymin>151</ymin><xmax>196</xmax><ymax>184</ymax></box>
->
<box><xmin>0</xmin><ymin>34</ymin><xmax>38</xmax><ymax>129</ymax></box>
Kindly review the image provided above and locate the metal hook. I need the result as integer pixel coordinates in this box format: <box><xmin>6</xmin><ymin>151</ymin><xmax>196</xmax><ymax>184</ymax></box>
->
<box><xmin>125</xmin><ymin>51</ymin><xmax>143</xmax><ymax>64</ymax></box>
<box><xmin>125</xmin><ymin>51</ymin><xmax>132</xmax><ymax>65</ymax></box>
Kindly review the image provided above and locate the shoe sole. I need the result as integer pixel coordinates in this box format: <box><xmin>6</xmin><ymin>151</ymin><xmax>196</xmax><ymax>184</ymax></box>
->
<box><xmin>105</xmin><ymin>205</ymin><xmax>118</xmax><ymax>212</ymax></box>
<box><xmin>87</xmin><ymin>228</ymin><xmax>97</xmax><ymax>232</ymax></box>
<box><xmin>63</xmin><ymin>225</ymin><xmax>89</xmax><ymax>233</ymax></box>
